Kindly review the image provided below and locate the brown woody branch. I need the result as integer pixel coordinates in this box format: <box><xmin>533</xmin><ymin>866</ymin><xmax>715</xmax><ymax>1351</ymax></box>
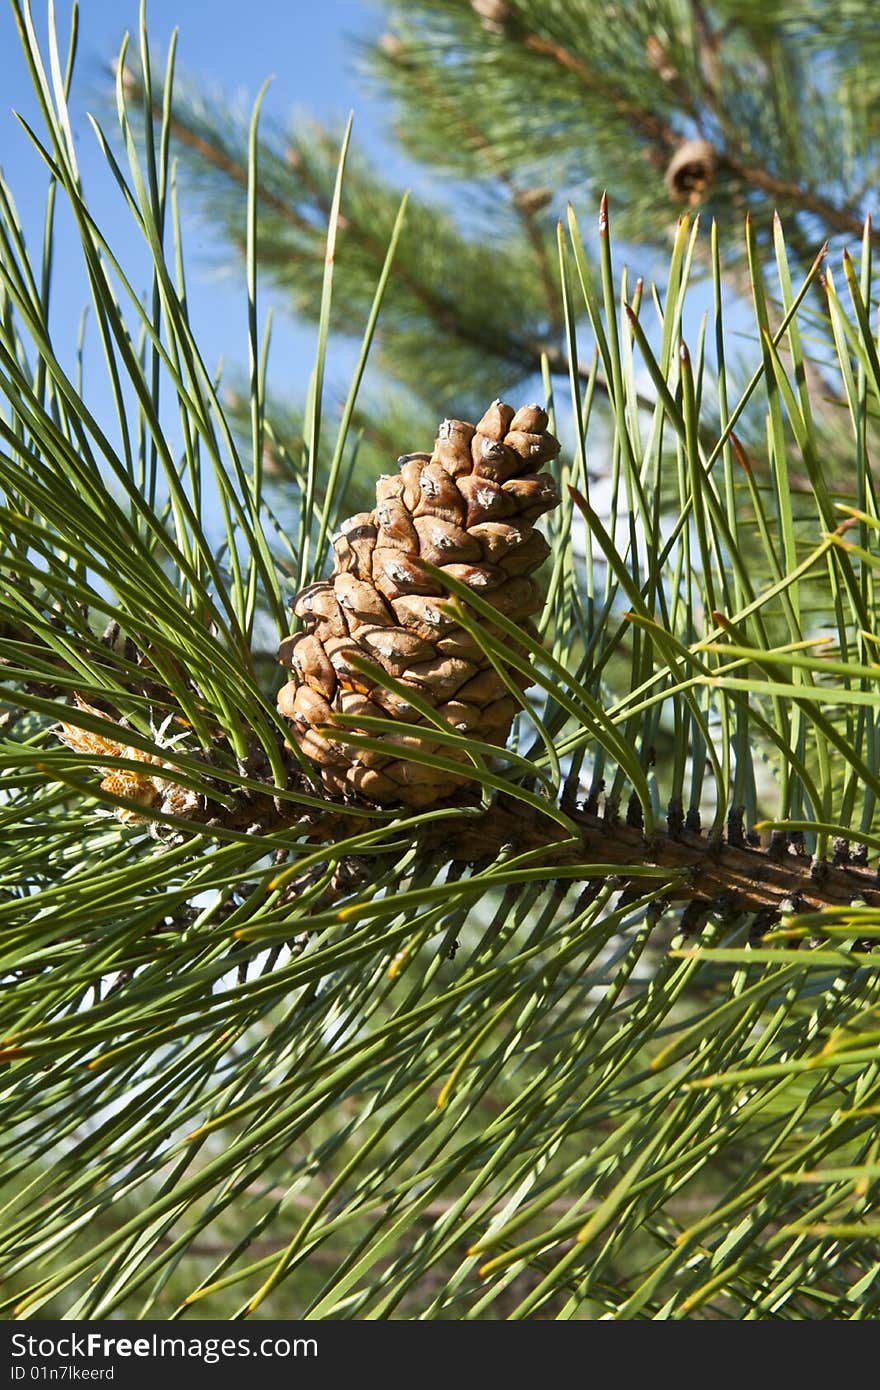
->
<box><xmin>222</xmin><ymin>782</ymin><xmax>879</xmax><ymax>920</ymax></box>
<box><xmin>449</xmin><ymin>803</ymin><xmax>879</xmax><ymax>916</ymax></box>
<box><xmin>24</xmin><ymin>660</ymin><xmax>879</xmax><ymax>920</ymax></box>
<box><xmin>521</xmin><ymin>32</ymin><xmax>680</xmax><ymax>149</ymax></box>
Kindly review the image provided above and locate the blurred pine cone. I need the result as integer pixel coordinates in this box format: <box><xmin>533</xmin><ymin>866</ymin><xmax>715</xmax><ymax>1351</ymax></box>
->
<box><xmin>278</xmin><ymin>400</ymin><xmax>561</xmax><ymax>807</ymax></box>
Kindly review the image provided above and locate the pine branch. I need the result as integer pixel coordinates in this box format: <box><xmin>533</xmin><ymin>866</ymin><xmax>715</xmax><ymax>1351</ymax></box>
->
<box><xmin>190</xmin><ymin>787</ymin><xmax>880</xmax><ymax>920</ymax></box>
<box><xmin>378</xmin><ymin>2</ymin><xmax>878</xmax><ymax>250</ymax></box>
<box><xmin>508</xmin><ymin>0</ymin><xmax>873</xmax><ymax>244</ymax></box>
<box><xmin>131</xmin><ymin>73</ymin><xmax>650</xmax><ymax>416</ymax></box>
<box><xmin>515</xmin><ymin>7</ymin><xmax>877</xmax><ymax>242</ymax></box>
<box><xmin>517</xmin><ymin>29</ymin><xmax>680</xmax><ymax>151</ymax></box>
<box><xmin>154</xmin><ymin>93</ymin><xmax>571</xmax><ymax>373</ymax></box>
<box><xmin>378</xmin><ymin>33</ymin><xmax>561</xmax><ymax>333</ymax></box>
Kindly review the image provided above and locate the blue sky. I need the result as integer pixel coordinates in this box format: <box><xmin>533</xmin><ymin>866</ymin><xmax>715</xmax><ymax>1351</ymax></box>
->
<box><xmin>0</xmin><ymin>0</ymin><xmax>415</xmax><ymax>431</ymax></box>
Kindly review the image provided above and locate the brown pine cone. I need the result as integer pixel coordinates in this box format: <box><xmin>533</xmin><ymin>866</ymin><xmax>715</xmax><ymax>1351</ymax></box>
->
<box><xmin>277</xmin><ymin>400</ymin><xmax>561</xmax><ymax>808</ymax></box>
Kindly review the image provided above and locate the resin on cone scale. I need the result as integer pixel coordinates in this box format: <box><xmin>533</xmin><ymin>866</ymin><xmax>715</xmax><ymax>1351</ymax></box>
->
<box><xmin>277</xmin><ymin>400</ymin><xmax>561</xmax><ymax>808</ymax></box>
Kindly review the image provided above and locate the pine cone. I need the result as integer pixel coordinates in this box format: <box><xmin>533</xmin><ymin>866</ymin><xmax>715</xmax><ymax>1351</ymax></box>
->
<box><xmin>278</xmin><ymin>400</ymin><xmax>561</xmax><ymax>808</ymax></box>
<box><xmin>664</xmin><ymin>138</ymin><xmax>716</xmax><ymax>206</ymax></box>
